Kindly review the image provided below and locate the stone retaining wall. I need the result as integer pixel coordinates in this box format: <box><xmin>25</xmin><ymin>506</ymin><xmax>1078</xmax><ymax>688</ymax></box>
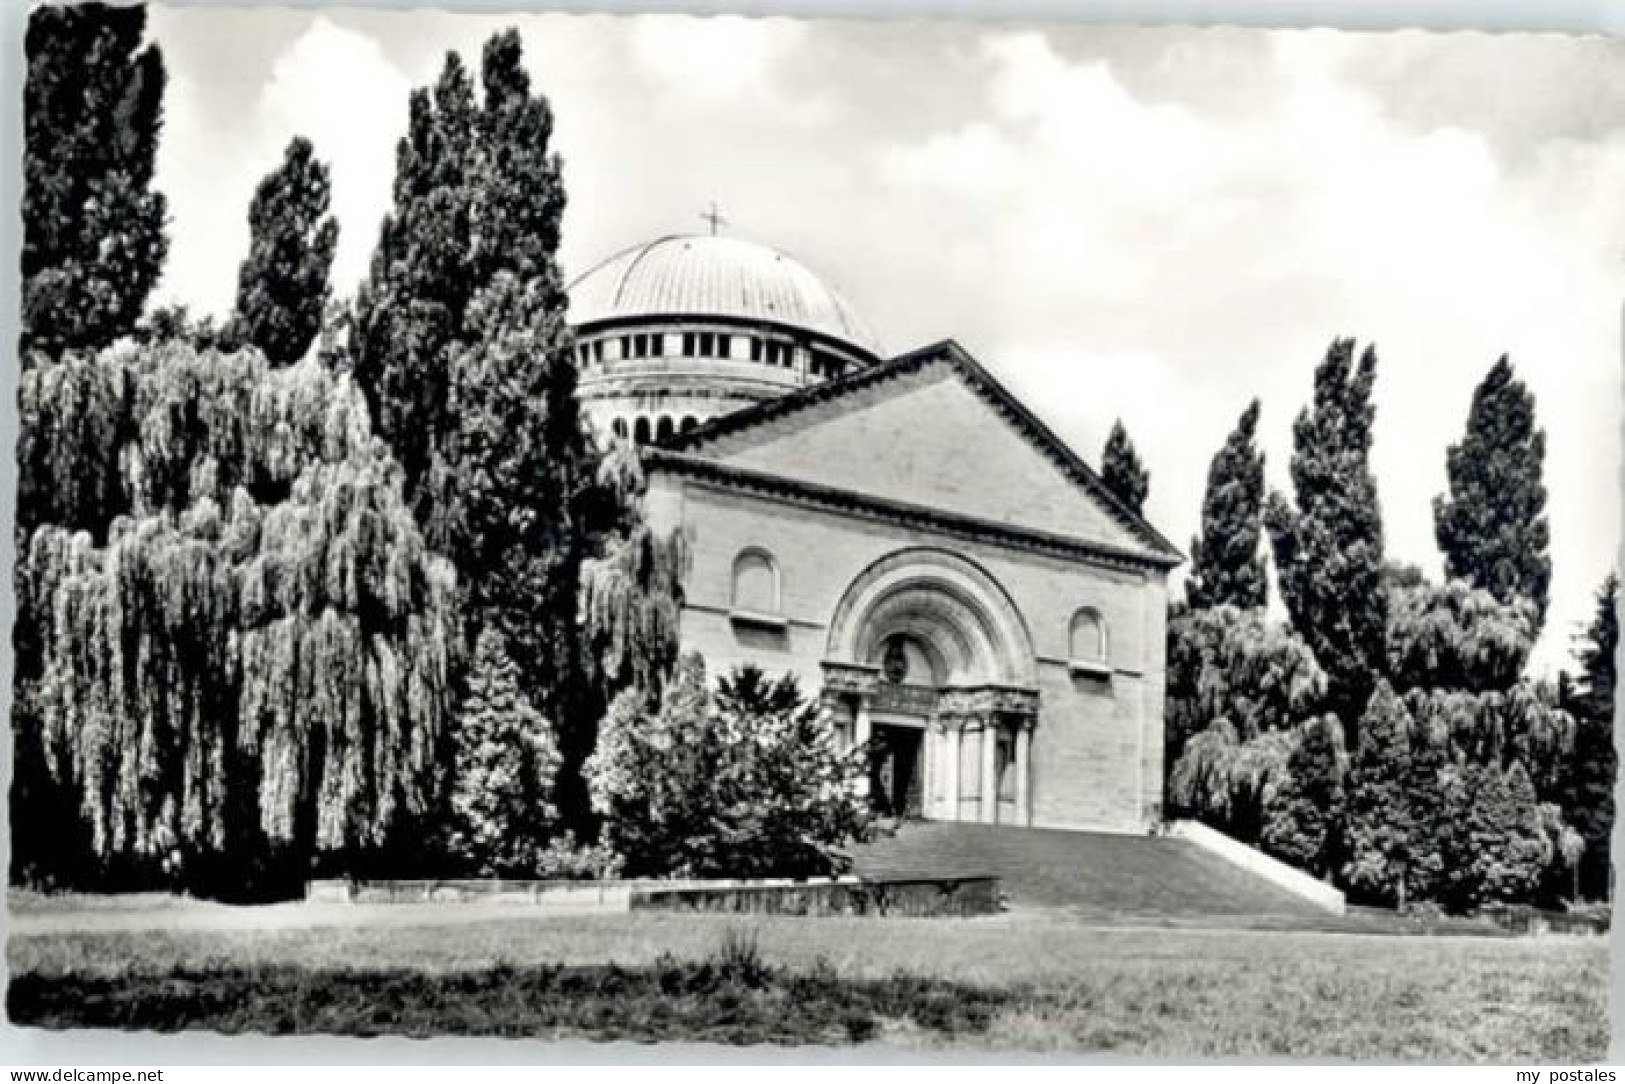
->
<box><xmin>307</xmin><ymin>874</ymin><xmax>1000</xmax><ymax>917</ymax></box>
<box><xmin>630</xmin><ymin>876</ymin><xmax>999</xmax><ymax>917</ymax></box>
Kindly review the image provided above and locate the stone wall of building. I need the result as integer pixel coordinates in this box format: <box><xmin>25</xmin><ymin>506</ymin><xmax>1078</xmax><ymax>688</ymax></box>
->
<box><xmin>646</xmin><ymin>471</ymin><xmax>1170</xmax><ymax>833</ymax></box>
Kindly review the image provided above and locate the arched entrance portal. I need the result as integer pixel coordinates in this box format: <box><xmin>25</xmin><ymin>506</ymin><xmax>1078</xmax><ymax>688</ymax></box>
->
<box><xmin>821</xmin><ymin>549</ymin><xmax>1040</xmax><ymax>826</ymax></box>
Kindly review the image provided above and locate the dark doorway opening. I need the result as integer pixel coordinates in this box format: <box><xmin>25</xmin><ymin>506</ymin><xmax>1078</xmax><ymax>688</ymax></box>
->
<box><xmin>871</xmin><ymin>724</ymin><xmax>924</xmax><ymax>819</ymax></box>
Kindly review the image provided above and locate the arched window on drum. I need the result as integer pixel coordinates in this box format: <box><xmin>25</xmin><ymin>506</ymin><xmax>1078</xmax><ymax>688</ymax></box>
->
<box><xmin>1068</xmin><ymin>607</ymin><xmax>1110</xmax><ymax>678</ymax></box>
<box><xmin>730</xmin><ymin>548</ymin><xmax>781</xmax><ymax>618</ymax></box>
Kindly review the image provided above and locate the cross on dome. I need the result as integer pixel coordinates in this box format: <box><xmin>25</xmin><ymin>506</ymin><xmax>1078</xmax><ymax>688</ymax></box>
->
<box><xmin>700</xmin><ymin>201</ymin><xmax>729</xmax><ymax>236</ymax></box>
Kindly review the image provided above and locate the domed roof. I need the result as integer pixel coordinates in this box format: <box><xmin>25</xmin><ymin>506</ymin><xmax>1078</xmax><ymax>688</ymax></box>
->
<box><xmin>568</xmin><ymin>234</ymin><xmax>880</xmax><ymax>356</ymax></box>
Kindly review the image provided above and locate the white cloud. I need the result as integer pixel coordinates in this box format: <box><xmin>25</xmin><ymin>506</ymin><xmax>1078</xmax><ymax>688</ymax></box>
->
<box><xmin>878</xmin><ymin>29</ymin><xmax>1624</xmax><ymax>673</ymax></box>
<box><xmin>627</xmin><ymin>15</ymin><xmax>829</xmax><ymax>123</ymax></box>
<box><xmin>258</xmin><ymin>17</ymin><xmax>413</xmax><ymax>299</ymax></box>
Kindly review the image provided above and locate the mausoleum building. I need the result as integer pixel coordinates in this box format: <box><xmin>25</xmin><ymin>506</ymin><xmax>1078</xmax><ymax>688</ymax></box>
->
<box><xmin>569</xmin><ymin>233</ymin><xmax>1179</xmax><ymax>833</ymax></box>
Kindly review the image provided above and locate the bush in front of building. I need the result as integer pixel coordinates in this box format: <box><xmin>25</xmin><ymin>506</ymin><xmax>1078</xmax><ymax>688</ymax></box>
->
<box><xmin>585</xmin><ymin>656</ymin><xmax>874</xmax><ymax>879</ymax></box>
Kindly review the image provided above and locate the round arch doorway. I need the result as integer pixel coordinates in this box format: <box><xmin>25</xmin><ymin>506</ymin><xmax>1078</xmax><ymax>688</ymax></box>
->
<box><xmin>821</xmin><ymin>548</ymin><xmax>1041</xmax><ymax>826</ymax></box>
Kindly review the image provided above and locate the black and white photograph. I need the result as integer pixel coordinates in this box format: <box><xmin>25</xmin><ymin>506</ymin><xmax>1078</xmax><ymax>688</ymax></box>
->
<box><xmin>4</xmin><ymin>0</ymin><xmax>1620</xmax><ymax>1062</ymax></box>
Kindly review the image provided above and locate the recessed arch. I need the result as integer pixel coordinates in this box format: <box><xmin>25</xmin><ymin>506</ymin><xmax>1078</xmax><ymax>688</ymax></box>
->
<box><xmin>731</xmin><ymin>547</ymin><xmax>780</xmax><ymax>614</ymax></box>
<box><xmin>1069</xmin><ymin>607</ymin><xmax>1107</xmax><ymax>662</ymax></box>
<box><xmin>633</xmin><ymin>417</ymin><xmax>651</xmax><ymax>445</ymax></box>
<box><xmin>656</xmin><ymin>415</ymin><xmax>675</xmax><ymax>442</ymax></box>
<box><xmin>825</xmin><ymin>547</ymin><xmax>1035</xmax><ymax>687</ymax></box>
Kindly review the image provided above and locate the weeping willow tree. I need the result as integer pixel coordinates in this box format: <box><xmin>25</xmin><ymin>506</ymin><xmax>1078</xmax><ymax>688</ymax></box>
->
<box><xmin>17</xmin><ymin>340</ymin><xmax>458</xmax><ymax>895</ymax></box>
<box><xmin>580</xmin><ymin>441</ymin><xmax>686</xmax><ymax>706</ymax></box>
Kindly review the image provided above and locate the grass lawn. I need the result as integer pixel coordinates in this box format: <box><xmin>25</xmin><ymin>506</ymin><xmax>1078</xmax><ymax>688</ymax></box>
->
<box><xmin>8</xmin><ymin>905</ymin><xmax>1608</xmax><ymax>1058</ymax></box>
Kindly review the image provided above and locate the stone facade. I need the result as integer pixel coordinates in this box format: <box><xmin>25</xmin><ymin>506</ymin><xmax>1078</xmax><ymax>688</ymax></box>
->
<box><xmin>641</xmin><ymin>341</ymin><xmax>1180</xmax><ymax>834</ymax></box>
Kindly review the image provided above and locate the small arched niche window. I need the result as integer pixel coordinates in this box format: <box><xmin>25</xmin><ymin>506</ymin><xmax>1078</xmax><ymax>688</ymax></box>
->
<box><xmin>1069</xmin><ymin>607</ymin><xmax>1108</xmax><ymax>672</ymax></box>
<box><xmin>731</xmin><ymin>548</ymin><xmax>780</xmax><ymax>617</ymax></box>
<box><xmin>656</xmin><ymin>416</ymin><xmax>675</xmax><ymax>443</ymax></box>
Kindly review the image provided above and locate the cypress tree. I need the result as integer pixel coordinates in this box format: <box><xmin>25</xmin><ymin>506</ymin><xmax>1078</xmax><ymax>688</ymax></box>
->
<box><xmin>1101</xmin><ymin>419</ymin><xmax>1149</xmax><ymax>516</ymax></box>
<box><xmin>229</xmin><ymin>137</ymin><xmax>339</xmax><ymax>367</ymax></box>
<box><xmin>1265</xmin><ymin>338</ymin><xmax>1388</xmax><ymax>726</ymax></box>
<box><xmin>1187</xmin><ymin>400</ymin><xmax>1268</xmax><ymax>610</ymax></box>
<box><xmin>23</xmin><ymin>3</ymin><xmax>168</xmax><ymax>357</ymax></box>
<box><xmin>1343</xmin><ymin>680</ymin><xmax>1414</xmax><ymax>907</ymax></box>
<box><xmin>1401</xmin><ymin>713</ymin><xmax>1454</xmax><ymax>906</ymax></box>
<box><xmin>1447</xmin><ymin>760</ymin><xmax>1550</xmax><ymax>910</ymax></box>
<box><xmin>1433</xmin><ymin>356</ymin><xmax>1551</xmax><ymax>632</ymax></box>
<box><xmin>1261</xmin><ymin>714</ymin><xmax>1346</xmax><ymax>879</ymax></box>
<box><xmin>447</xmin><ymin>627</ymin><xmax>561</xmax><ymax>876</ymax></box>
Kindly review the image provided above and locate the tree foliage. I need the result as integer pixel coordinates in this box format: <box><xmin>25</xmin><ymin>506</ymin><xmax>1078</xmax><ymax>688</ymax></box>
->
<box><xmin>1101</xmin><ymin>419</ymin><xmax>1149</xmax><ymax>517</ymax></box>
<box><xmin>1260</xmin><ymin>715</ymin><xmax>1346</xmax><ymax>879</ymax></box>
<box><xmin>1165</xmin><ymin>604</ymin><xmax>1326</xmax><ymax>770</ymax></box>
<box><xmin>352</xmin><ymin>29</ymin><xmax>603</xmax><ymax>825</ymax></box>
<box><xmin>1266</xmin><ymin>338</ymin><xmax>1388</xmax><ymax>725</ymax></box>
<box><xmin>229</xmin><ymin>137</ymin><xmax>339</xmax><ymax>367</ymax></box>
<box><xmin>1168</xmin><ymin>720</ymin><xmax>1297</xmax><ymax>842</ymax></box>
<box><xmin>1385</xmin><ymin>578</ymin><xmax>1536</xmax><ymax>695</ymax></box>
<box><xmin>351</xmin><ymin>29</ymin><xmax>572</xmax><ymax>520</ymax></box>
<box><xmin>1444</xmin><ymin>761</ymin><xmax>1550</xmax><ymax>911</ymax></box>
<box><xmin>430</xmin><ymin>275</ymin><xmax>595</xmax><ymax>772</ymax></box>
<box><xmin>1186</xmin><ymin>400</ymin><xmax>1268</xmax><ymax>610</ymax></box>
<box><xmin>1433</xmin><ymin>356</ymin><xmax>1551</xmax><ymax>632</ymax></box>
<box><xmin>1342</xmin><ymin>681</ymin><xmax>1416</xmax><ymax>907</ymax></box>
<box><xmin>23</xmin><ymin>3</ymin><xmax>168</xmax><ymax>357</ymax></box>
<box><xmin>13</xmin><ymin>342</ymin><xmax>458</xmax><ymax>895</ymax></box>
<box><xmin>585</xmin><ymin>657</ymin><xmax>872</xmax><ymax>878</ymax></box>
<box><xmin>446</xmin><ymin>627</ymin><xmax>560</xmax><ymax>876</ymax></box>
<box><xmin>1558</xmin><ymin>574</ymin><xmax>1618</xmax><ymax>899</ymax></box>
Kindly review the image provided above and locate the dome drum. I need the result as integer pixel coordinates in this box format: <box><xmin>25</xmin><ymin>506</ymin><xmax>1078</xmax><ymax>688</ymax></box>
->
<box><xmin>568</xmin><ymin>233</ymin><xmax>881</xmax><ymax>447</ymax></box>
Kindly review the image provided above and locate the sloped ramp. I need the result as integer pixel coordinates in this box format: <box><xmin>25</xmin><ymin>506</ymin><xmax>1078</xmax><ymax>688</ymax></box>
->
<box><xmin>850</xmin><ymin>822</ymin><xmax>1330</xmax><ymax>920</ymax></box>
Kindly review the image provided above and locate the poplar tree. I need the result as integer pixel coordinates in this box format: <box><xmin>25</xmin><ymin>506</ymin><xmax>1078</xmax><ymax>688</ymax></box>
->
<box><xmin>1433</xmin><ymin>356</ymin><xmax>1551</xmax><ymax>632</ymax></box>
<box><xmin>351</xmin><ymin>29</ymin><xmax>602</xmax><ymax>825</ymax></box>
<box><xmin>1101</xmin><ymin>419</ymin><xmax>1150</xmax><ymax>516</ymax></box>
<box><xmin>1266</xmin><ymin>339</ymin><xmax>1388</xmax><ymax>726</ymax></box>
<box><xmin>229</xmin><ymin>137</ymin><xmax>339</xmax><ymax>367</ymax></box>
<box><xmin>1186</xmin><ymin>400</ymin><xmax>1268</xmax><ymax>610</ymax></box>
<box><xmin>1560</xmin><ymin>574</ymin><xmax>1617</xmax><ymax>898</ymax></box>
<box><xmin>23</xmin><ymin>3</ymin><xmax>167</xmax><ymax>357</ymax></box>
<box><xmin>351</xmin><ymin>52</ymin><xmax>479</xmax><ymax>510</ymax></box>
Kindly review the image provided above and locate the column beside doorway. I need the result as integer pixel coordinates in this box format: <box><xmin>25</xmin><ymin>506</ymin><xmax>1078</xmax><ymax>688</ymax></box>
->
<box><xmin>1014</xmin><ymin>718</ymin><xmax>1033</xmax><ymax>828</ymax></box>
<box><xmin>820</xmin><ymin>666</ymin><xmax>1037</xmax><ymax>827</ymax></box>
<box><xmin>941</xmin><ymin>717</ymin><xmax>962</xmax><ymax>821</ymax></box>
<box><xmin>979</xmin><ymin>722</ymin><xmax>997</xmax><ymax>824</ymax></box>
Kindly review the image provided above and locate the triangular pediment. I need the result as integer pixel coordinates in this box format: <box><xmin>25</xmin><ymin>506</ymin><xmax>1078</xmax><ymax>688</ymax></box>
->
<box><xmin>662</xmin><ymin>341</ymin><xmax>1180</xmax><ymax>563</ymax></box>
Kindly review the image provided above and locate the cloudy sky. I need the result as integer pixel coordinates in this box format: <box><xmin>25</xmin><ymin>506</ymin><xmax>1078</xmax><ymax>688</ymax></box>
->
<box><xmin>144</xmin><ymin>7</ymin><xmax>1622</xmax><ymax>674</ymax></box>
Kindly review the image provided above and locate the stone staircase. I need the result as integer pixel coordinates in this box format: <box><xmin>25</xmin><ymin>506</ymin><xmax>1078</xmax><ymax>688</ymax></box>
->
<box><xmin>850</xmin><ymin>821</ymin><xmax>1327</xmax><ymax>920</ymax></box>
